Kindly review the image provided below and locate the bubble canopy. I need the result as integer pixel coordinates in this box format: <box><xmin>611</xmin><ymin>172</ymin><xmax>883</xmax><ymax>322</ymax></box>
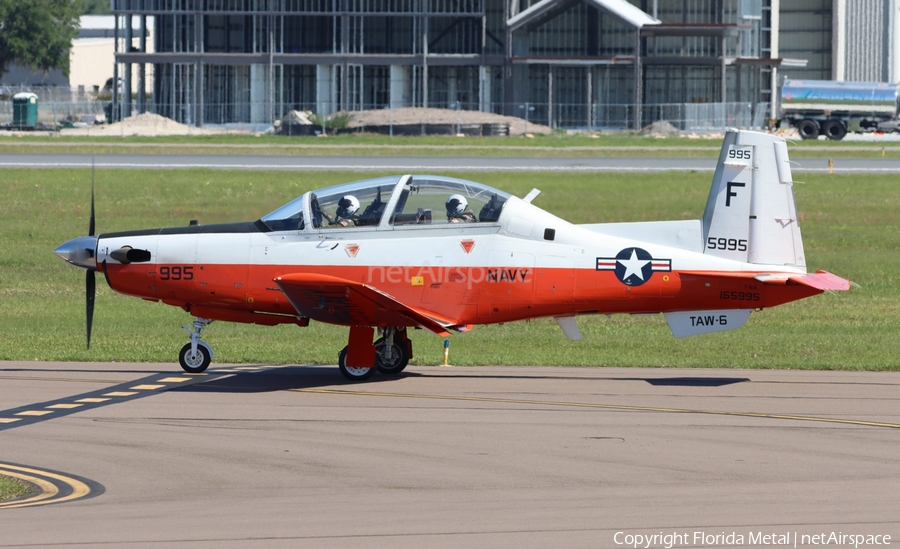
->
<box><xmin>259</xmin><ymin>175</ymin><xmax>511</xmax><ymax>231</ymax></box>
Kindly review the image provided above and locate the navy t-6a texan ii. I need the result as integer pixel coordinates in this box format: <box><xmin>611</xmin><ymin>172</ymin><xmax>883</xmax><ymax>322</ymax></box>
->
<box><xmin>55</xmin><ymin>130</ymin><xmax>850</xmax><ymax>381</ymax></box>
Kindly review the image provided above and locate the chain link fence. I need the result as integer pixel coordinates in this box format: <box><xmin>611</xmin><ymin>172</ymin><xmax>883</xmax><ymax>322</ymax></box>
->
<box><xmin>0</xmin><ymin>86</ymin><xmax>107</xmax><ymax>127</ymax></box>
<box><xmin>0</xmin><ymin>85</ymin><xmax>768</xmax><ymax>135</ymax></box>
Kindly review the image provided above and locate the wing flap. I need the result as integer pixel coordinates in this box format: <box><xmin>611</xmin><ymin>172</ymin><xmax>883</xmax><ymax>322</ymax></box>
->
<box><xmin>274</xmin><ymin>273</ymin><xmax>455</xmax><ymax>336</ymax></box>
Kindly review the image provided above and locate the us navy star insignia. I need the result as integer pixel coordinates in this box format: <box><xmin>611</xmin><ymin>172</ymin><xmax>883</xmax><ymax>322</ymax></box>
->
<box><xmin>596</xmin><ymin>247</ymin><xmax>671</xmax><ymax>286</ymax></box>
<box><xmin>619</xmin><ymin>249</ymin><xmax>649</xmax><ymax>281</ymax></box>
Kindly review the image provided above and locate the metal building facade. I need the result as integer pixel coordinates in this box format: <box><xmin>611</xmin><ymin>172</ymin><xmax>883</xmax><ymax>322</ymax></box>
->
<box><xmin>766</xmin><ymin>0</ymin><xmax>900</xmax><ymax>84</ymax></box>
<box><xmin>777</xmin><ymin>0</ymin><xmax>830</xmax><ymax>81</ymax></box>
<box><xmin>837</xmin><ymin>0</ymin><xmax>899</xmax><ymax>82</ymax></box>
<box><xmin>109</xmin><ymin>0</ymin><xmax>791</xmax><ymax>129</ymax></box>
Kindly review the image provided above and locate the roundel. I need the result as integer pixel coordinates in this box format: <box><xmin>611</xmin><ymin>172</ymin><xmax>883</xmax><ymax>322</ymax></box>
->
<box><xmin>595</xmin><ymin>247</ymin><xmax>672</xmax><ymax>287</ymax></box>
<box><xmin>615</xmin><ymin>247</ymin><xmax>653</xmax><ymax>286</ymax></box>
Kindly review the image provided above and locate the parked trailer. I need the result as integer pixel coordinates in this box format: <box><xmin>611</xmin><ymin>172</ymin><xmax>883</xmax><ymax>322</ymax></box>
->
<box><xmin>779</xmin><ymin>80</ymin><xmax>900</xmax><ymax>140</ymax></box>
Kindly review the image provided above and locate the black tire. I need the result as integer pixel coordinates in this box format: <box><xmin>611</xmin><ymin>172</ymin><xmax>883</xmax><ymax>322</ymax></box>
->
<box><xmin>179</xmin><ymin>343</ymin><xmax>211</xmax><ymax>373</ymax></box>
<box><xmin>821</xmin><ymin>119</ymin><xmax>847</xmax><ymax>141</ymax></box>
<box><xmin>374</xmin><ymin>337</ymin><xmax>410</xmax><ymax>375</ymax></box>
<box><xmin>338</xmin><ymin>346</ymin><xmax>376</xmax><ymax>381</ymax></box>
<box><xmin>796</xmin><ymin>119</ymin><xmax>820</xmax><ymax>140</ymax></box>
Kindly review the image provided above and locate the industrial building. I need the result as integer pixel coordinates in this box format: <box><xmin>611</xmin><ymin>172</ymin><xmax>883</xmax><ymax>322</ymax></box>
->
<box><xmin>107</xmin><ymin>0</ymin><xmax>900</xmax><ymax>130</ymax></box>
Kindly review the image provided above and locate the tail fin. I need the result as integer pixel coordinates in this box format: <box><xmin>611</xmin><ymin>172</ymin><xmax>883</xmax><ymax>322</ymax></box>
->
<box><xmin>701</xmin><ymin>130</ymin><xmax>805</xmax><ymax>267</ymax></box>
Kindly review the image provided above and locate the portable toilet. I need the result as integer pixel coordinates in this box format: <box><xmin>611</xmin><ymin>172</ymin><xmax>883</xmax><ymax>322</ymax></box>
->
<box><xmin>13</xmin><ymin>92</ymin><xmax>38</xmax><ymax>127</ymax></box>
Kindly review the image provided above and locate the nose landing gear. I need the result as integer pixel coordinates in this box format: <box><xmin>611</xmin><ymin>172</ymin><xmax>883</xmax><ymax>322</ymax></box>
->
<box><xmin>179</xmin><ymin>317</ymin><xmax>214</xmax><ymax>373</ymax></box>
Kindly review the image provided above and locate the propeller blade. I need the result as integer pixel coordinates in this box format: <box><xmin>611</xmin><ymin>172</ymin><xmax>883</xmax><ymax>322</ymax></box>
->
<box><xmin>86</xmin><ymin>161</ymin><xmax>97</xmax><ymax>349</ymax></box>
<box><xmin>86</xmin><ymin>266</ymin><xmax>95</xmax><ymax>349</ymax></box>
<box><xmin>89</xmin><ymin>159</ymin><xmax>96</xmax><ymax>236</ymax></box>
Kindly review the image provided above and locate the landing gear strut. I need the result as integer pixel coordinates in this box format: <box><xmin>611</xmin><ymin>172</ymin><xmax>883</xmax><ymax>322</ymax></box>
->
<box><xmin>179</xmin><ymin>317</ymin><xmax>214</xmax><ymax>373</ymax></box>
<box><xmin>375</xmin><ymin>327</ymin><xmax>410</xmax><ymax>375</ymax></box>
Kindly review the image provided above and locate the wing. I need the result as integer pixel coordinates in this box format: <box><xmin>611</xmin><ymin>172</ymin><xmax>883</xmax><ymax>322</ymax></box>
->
<box><xmin>274</xmin><ymin>273</ymin><xmax>456</xmax><ymax>336</ymax></box>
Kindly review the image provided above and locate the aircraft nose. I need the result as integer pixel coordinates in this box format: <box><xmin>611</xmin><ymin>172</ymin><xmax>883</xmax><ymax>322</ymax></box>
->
<box><xmin>54</xmin><ymin>236</ymin><xmax>98</xmax><ymax>270</ymax></box>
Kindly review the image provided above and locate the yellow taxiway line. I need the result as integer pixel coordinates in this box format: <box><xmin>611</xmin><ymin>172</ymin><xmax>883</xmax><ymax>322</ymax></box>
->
<box><xmin>0</xmin><ymin>463</ymin><xmax>93</xmax><ymax>509</ymax></box>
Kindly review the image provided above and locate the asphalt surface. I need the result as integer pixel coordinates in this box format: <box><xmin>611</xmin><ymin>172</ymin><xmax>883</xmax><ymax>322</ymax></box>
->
<box><xmin>3</xmin><ymin>152</ymin><xmax>900</xmax><ymax>172</ymax></box>
<box><xmin>1</xmin><ymin>361</ymin><xmax>898</xmax><ymax>548</ymax></box>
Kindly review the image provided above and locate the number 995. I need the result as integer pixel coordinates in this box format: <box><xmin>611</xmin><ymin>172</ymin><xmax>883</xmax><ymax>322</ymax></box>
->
<box><xmin>158</xmin><ymin>265</ymin><xmax>194</xmax><ymax>280</ymax></box>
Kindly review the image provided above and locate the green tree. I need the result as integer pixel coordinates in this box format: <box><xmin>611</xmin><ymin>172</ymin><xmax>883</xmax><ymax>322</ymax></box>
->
<box><xmin>0</xmin><ymin>0</ymin><xmax>83</xmax><ymax>78</ymax></box>
<box><xmin>82</xmin><ymin>0</ymin><xmax>110</xmax><ymax>15</ymax></box>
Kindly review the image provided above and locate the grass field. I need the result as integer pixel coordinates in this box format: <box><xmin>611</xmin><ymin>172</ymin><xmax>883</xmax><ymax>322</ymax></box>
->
<box><xmin>1</xmin><ymin>168</ymin><xmax>897</xmax><ymax>370</ymax></box>
<box><xmin>0</xmin><ymin>474</ymin><xmax>30</xmax><ymax>502</ymax></box>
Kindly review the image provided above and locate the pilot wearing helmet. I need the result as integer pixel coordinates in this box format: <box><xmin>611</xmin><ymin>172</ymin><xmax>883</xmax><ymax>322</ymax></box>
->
<box><xmin>327</xmin><ymin>195</ymin><xmax>360</xmax><ymax>227</ymax></box>
<box><xmin>446</xmin><ymin>194</ymin><xmax>477</xmax><ymax>223</ymax></box>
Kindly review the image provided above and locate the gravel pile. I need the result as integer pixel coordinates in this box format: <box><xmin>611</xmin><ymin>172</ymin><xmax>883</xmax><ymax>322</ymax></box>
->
<box><xmin>60</xmin><ymin>113</ymin><xmax>234</xmax><ymax>137</ymax></box>
<box><xmin>643</xmin><ymin>120</ymin><xmax>680</xmax><ymax>137</ymax></box>
<box><xmin>346</xmin><ymin>107</ymin><xmax>552</xmax><ymax>136</ymax></box>
<box><xmin>57</xmin><ymin>108</ymin><xmax>553</xmax><ymax>137</ymax></box>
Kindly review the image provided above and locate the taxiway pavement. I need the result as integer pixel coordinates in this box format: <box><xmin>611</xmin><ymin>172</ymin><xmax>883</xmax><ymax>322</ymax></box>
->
<box><xmin>3</xmin><ymin>152</ymin><xmax>900</xmax><ymax>173</ymax></box>
<box><xmin>1</xmin><ymin>361</ymin><xmax>898</xmax><ymax>548</ymax></box>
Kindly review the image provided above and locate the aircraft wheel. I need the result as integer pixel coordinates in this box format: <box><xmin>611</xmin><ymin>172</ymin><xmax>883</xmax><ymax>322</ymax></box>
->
<box><xmin>821</xmin><ymin>119</ymin><xmax>847</xmax><ymax>140</ymax></box>
<box><xmin>338</xmin><ymin>346</ymin><xmax>376</xmax><ymax>381</ymax></box>
<box><xmin>374</xmin><ymin>337</ymin><xmax>410</xmax><ymax>375</ymax></box>
<box><xmin>796</xmin><ymin>119</ymin><xmax>819</xmax><ymax>140</ymax></box>
<box><xmin>179</xmin><ymin>343</ymin><xmax>211</xmax><ymax>373</ymax></box>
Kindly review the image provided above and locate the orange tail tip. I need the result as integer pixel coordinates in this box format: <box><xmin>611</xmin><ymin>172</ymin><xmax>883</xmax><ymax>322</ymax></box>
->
<box><xmin>790</xmin><ymin>271</ymin><xmax>852</xmax><ymax>292</ymax></box>
<box><xmin>754</xmin><ymin>270</ymin><xmax>851</xmax><ymax>291</ymax></box>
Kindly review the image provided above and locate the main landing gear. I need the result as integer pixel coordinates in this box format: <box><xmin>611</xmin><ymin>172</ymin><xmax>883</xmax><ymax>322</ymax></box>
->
<box><xmin>179</xmin><ymin>317</ymin><xmax>214</xmax><ymax>373</ymax></box>
<box><xmin>337</xmin><ymin>327</ymin><xmax>411</xmax><ymax>381</ymax></box>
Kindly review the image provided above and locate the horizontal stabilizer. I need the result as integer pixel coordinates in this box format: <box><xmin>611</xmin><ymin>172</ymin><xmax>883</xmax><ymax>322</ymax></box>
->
<box><xmin>664</xmin><ymin>309</ymin><xmax>753</xmax><ymax>338</ymax></box>
<box><xmin>755</xmin><ymin>270</ymin><xmax>851</xmax><ymax>291</ymax></box>
<box><xmin>275</xmin><ymin>273</ymin><xmax>456</xmax><ymax>335</ymax></box>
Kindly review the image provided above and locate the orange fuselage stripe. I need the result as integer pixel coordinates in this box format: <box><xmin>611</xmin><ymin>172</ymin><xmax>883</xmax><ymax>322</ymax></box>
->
<box><xmin>103</xmin><ymin>263</ymin><xmax>822</xmax><ymax>326</ymax></box>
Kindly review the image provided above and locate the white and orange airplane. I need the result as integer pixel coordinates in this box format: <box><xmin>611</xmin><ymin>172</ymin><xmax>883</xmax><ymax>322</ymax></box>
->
<box><xmin>56</xmin><ymin>130</ymin><xmax>850</xmax><ymax>380</ymax></box>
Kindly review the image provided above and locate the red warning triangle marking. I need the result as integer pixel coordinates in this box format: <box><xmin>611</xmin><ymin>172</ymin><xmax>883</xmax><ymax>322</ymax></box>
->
<box><xmin>345</xmin><ymin>244</ymin><xmax>360</xmax><ymax>258</ymax></box>
<box><xmin>460</xmin><ymin>240</ymin><xmax>475</xmax><ymax>254</ymax></box>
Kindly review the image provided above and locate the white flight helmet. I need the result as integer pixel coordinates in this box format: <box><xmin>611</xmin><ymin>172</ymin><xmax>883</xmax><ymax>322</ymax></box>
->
<box><xmin>336</xmin><ymin>195</ymin><xmax>360</xmax><ymax>218</ymax></box>
<box><xmin>446</xmin><ymin>194</ymin><xmax>467</xmax><ymax>216</ymax></box>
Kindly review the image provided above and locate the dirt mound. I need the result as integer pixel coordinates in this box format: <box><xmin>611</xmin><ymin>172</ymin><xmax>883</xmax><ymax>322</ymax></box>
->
<box><xmin>57</xmin><ymin>107</ymin><xmax>553</xmax><ymax>137</ymax></box>
<box><xmin>643</xmin><ymin>120</ymin><xmax>680</xmax><ymax>137</ymax></box>
<box><xmin>60</xmin><ymin>112</ymin><xmax>228</xmax><ymax>136</ymax></box>
<box><xmin>345</xmin><ymin>107</ymin><xmax>551</xmax><ymax>136</ymax></box>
